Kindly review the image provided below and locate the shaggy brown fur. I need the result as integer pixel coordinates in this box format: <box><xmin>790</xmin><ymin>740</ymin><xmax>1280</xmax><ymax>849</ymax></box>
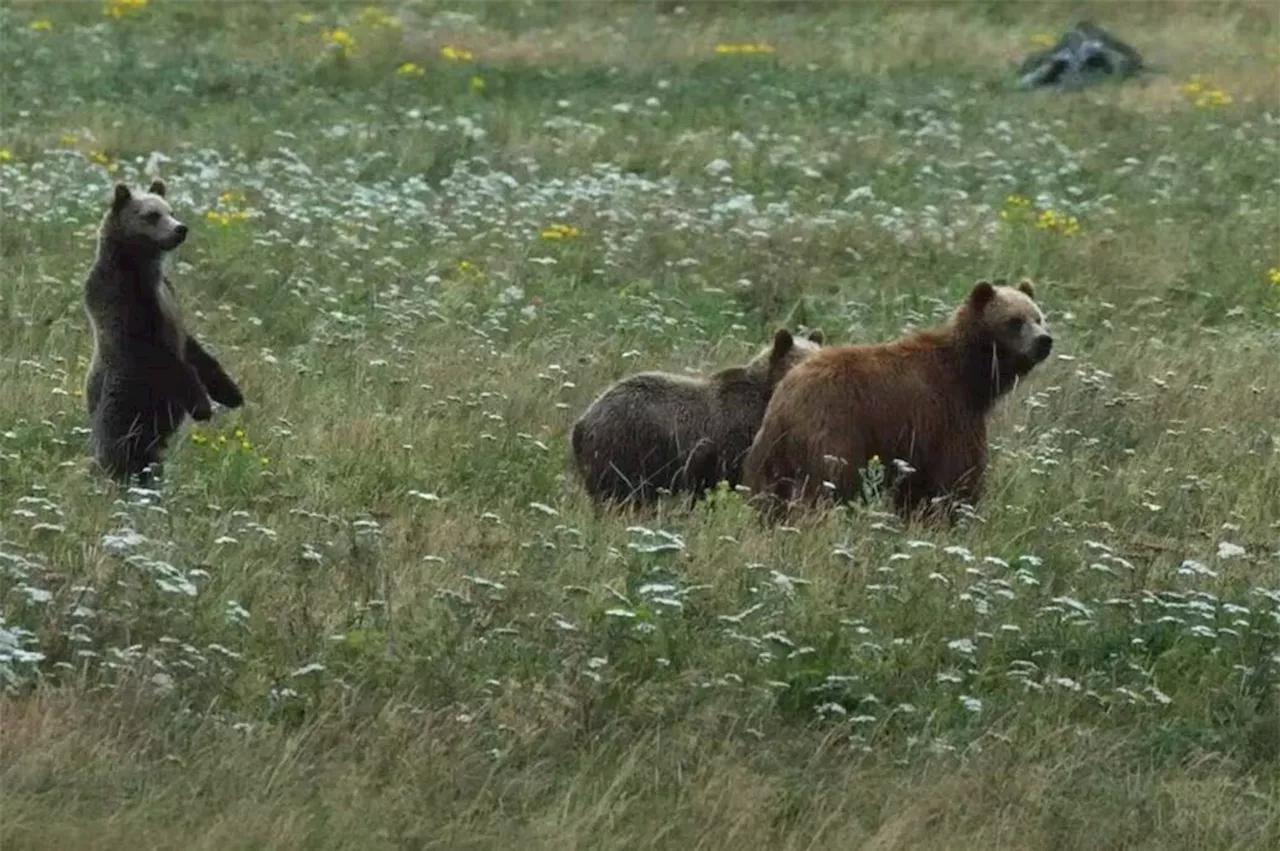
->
<box><xmin>85</xmin><ymin>180</ymin><xmax>243</xmax><ymax>484</ymax></box>
<box><xmin>742</xmin><ymin>280</ymin><xmax>1052</xmax><ymax>521</ymax></box>
<box><xmin>571</xmin><ymin>329</ymin><xmax>824</xmax><ymax>508</ymax></box>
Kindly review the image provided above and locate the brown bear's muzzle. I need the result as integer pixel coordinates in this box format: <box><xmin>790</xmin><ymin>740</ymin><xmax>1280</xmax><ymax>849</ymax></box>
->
<box><xmin>1032</xmin><ymin>334</ymin><xmax>1053</xmax><ymax>362</ymax></box>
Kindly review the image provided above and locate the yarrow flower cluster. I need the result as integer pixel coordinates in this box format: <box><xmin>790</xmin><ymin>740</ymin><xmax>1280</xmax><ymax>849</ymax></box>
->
<box><xmin>714</xmin><ymin>43</ymin><xmax>776</xmax><ymax>56</ymax></box>
<box><xmin>1000</xmin><ymin>194</ymin><xmax>1080</xmax><ymax>236</ymax></box>
<box><xmin>1180</xmin><ymin>76</ymin><xmax>1232</xmax><ymax>108</ymax></box>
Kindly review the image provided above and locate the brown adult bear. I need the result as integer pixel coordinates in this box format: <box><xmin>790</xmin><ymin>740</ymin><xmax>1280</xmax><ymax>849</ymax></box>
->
<box><xmin>742</xmin><ymin>280</ymin><xmax>1051</xmax><ymax>521</ymax></box>
<box><xmin>84</xmin><ymin>180</ymin><xmax>244</xmax><ymax>484</ymax></box>
<box><xmin>571</xmin><ymin>328</ymin><xmax>825</xmax><ymax>508</ymax></box>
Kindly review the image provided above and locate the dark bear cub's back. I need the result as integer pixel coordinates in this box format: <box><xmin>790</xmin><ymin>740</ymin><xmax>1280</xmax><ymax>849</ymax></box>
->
<box><xmin>571</xmin><ymin>328</ymin><xmax>823</xmax><ymax>508</ymax></box>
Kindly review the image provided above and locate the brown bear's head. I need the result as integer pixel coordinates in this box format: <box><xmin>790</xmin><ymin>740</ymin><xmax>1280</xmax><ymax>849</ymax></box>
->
<box><xmin>101</xmin><ymin>180</ymin><xmax>188</xmax><ymax>255</ymax></box>
<box><xmin>748</xmin><ymin>327</ymin><xmax>825</xmax><ymax>385</ymax></box>
<box><xmin>956</xmin><ymin>278</ymin><xmax>1053</xmax><ymax>376</ymax></box>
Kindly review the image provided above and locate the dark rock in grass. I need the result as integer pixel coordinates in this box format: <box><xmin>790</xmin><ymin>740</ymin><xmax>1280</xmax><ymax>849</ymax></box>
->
<box><xmin>1018</xmin><ymin>21</ymin><xmax>1145</xmax><ymax>90</ymax></box>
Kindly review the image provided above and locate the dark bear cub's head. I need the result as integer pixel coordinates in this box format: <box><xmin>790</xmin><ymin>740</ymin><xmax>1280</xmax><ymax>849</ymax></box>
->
<box><xmin>102</xmin><ymin>180</ymin><xmax>188</xmax><ymax>254</ymax></box>
<box><xmin>959</xmin><ymin>278</ymin><xmax>1052</xmax><ymax>376</ymax></box>
<box><xmin>750</xmin><ymin>327</ymin><xmax>825</xmax><ymax>385</ymax></box>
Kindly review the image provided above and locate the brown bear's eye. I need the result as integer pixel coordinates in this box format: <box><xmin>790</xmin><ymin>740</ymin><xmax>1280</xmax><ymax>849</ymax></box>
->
<box><xmin>1007</xmin><ymin>317</ymin><xmax>1025</xmax><ymax>332</ymax></box>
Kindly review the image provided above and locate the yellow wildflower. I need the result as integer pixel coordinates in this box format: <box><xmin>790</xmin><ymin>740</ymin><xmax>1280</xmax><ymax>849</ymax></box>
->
<box><xmin>1195</xmin><ymin>89</ymin><xmax>1232</xmax><ymax>108</ymax></box>
<box><xmin>868</xmin><ymin>455</ymin><xmax>881</xmax><ymax>465</ymax></box>
<box><xmin>260</xmin><ymin>456</ymin><xmax>270</xmax><ymax>466</ymax></box>
<box><xmin>1181</xmin><ymin>76</ymin><xmax>1231</xmax><ymax>108</ymax></box>
<box><xmin>60</xmin><ymin>134</ymin><xmax>78</xmax><ymax>147</ymax></box>
<box><xmin>219</xmin><ymin>191</ymin><xmax>245</xmax><ymax>205</ymax></box>
<box><xmin>470</xmin><ymin>75</ymin><xmax>486</xmax><ymax>93</ymax></box>
<box><xmin>295</xmin><ymin>13</ymin><xmax>315</xmax><ymax>24</ymax></box>
<box><xmin>324</xmin><ymin>28</ymin><xmax>356</xmax><ymax>57</ymax></box>
<box><xmin>1268</xmin><ymin>267</ymin><xmax>1280</xmax><ymax>287</ymax></box>
<box><xmin>206</xmin><ymin>209</ymin><xmax>251</xmax><ymax>227</ymax></box>
<box><xmin>441</xmin><ymin>45</ymin><xmax>474</xmax><ymax>62</ymax></box>
<box><xmin>88</xmin><ymin>151</ymin><xmax>111</xmax><ymax>165</ymax></box>
<box><xmin>458</xmin><ymin>260</ymin><xmax>476</xmax><ymax>273</ymax></box>
<box><xmin>191</xmin><ymin>432</ymin><xmax>208</xmax><ymax>445</ymax></box>
<box><xmin>540</xmin><ymin>223</ymin><xmax>582</xmax><ymax>241</ymax></box>
<box><xmin>29</xmin><ymin>19</ymin><xmax>54</xmax><ymax>32</ymax></box>
<box><xmin>240</xmin><ymin>439</ymin><xmax>253</xmax><ymax>451</ymax></box>
<box><xmin>397</xmin><ymin>62</ymin><xmax>425</xmax><ymax>77</ymax></box>
<box><xmin>714</xmin><ymin>43</ymin><xmax>776</xmax><ymax>56</ymax></box>
<box><xmin>104</xmin><ymin>0</ymin><xmax>149</xmax><ymax>20</ymax></box>
<box><xmin>358</xmin><ymin>6</ymin><xmax>401</xmax><ymax>28</ymax></box>
<box><xmin>0</xmin><ymin>149</ymin><xmax>11</xmax><ymax>162</ymax></box>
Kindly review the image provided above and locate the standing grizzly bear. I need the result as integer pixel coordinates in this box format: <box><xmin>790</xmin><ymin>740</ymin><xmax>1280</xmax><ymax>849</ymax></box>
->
<box><xmin>742</xmin><ymin>280</ymin><xmax>1052</xmax><ymax>521</ymax></box>
<box><xmin>571</xmin><ymin>328</ymin><xmax>825</xmax><ymax>508</ymax></box>
<box><xmin>84</xmin><ymin>180</ymin><xmax>243</xmax><ymax>483</ymax></box>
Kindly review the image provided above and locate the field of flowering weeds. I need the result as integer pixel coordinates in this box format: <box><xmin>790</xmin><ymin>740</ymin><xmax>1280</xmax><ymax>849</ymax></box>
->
<box><xmin>2</xmin><ymin>2</ymin><xmax>1280</xmax><ymax>848</ymax></box>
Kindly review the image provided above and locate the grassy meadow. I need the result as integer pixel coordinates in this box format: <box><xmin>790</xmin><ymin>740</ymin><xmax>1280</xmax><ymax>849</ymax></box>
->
<box><xmin>2</xmin><ymin>1</ymin><xmax>1280</xmax><ymax>847</ymax></box>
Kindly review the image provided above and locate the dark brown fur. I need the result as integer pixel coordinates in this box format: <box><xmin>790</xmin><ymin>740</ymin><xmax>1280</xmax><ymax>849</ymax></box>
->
<box><xmin>742</xmin><ymin>281</ymin><xmax>1052</xmax><ymax>522</ymax></box>
<box><xmin>571</xmin><ymin>329</ymin><xmax>824</xmax><ymax>508</ymax></box>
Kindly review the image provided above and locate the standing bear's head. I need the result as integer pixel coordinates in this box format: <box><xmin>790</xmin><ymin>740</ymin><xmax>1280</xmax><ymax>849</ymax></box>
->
<box><xmin>746</xmin><ymin>328</ymin><xmax>826</xmax><ymax>385</ymax></box>
<box><xmin>100</xmin><ymin>180</ymin><xmax>188</xmax><ymax>254</ymax></box>
<box><xmin>953</xmin><ymin>278</ymin><xmax>1053</xmax><ymax>378</ymax></box>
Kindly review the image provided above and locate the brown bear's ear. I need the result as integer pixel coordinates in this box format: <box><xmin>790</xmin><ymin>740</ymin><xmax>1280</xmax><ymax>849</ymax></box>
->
<box><xmin>771</xmin><ymin>328</ymin><xmax>795</xmax><ymax>360</ymax></box>
<box><xmin>111</xmin><ymin>183</ymin><xmax>132</xmax><ymax>213</ymax></box>
<box><xmin>1017</xmin><ymin>278</ymin><xmax>1037</xmax><ymax>299</ymax></box>
<box><xmin>968</xmin><ymin>281</ymin><xmax>996</xmax><ymax>311</ymax></box>
<box><xmin>806</xmin><ymin>329</ymin><xmax>825</xmax><ymax>344</ymax></box>
<box><xmin>148</xmin><ymin>179</ymin><xmax>167</xmax><ymax>197</ymax></box>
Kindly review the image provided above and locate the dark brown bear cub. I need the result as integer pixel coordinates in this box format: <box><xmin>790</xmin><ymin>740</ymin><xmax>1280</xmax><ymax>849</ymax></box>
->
<box><xmin>571</xmin><ymin>329</ymin><xmax>824</xmax><ymax>508</ymax></box>
<box><xmin>743</xmin><ymin>280</ymin><xmax>1051</xmax><ymax>521</ymax></box>
<box><xmin>84</xmin><ymin>180</ymin><xmax>243</xmax><ymax>483</ymax></box>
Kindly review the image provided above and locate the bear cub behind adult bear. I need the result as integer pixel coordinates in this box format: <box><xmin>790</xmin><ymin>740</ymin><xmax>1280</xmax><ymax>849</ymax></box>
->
<box><xmin>572</xmin><ymin>328</ymin><xmax>824</xmax><ymax>508</ymax></box>
<box><xmin>743</xmin><ymin>280</ymin><xmax>1052</xmax><ymax>521</ymax></box>
<box><xmin>84</xmin><ymin>180</ymin><xmax>244</xmax><ymax>483</ymax></box>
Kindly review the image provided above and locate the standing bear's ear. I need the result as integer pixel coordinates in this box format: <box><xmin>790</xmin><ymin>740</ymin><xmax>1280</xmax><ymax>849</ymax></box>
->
<box><xmin>806</xmin><ymin>329</ymin><xmax>825</xmax><ymax>344</ymax></box>
<box><xmin>111</xmin><ymin>183</ymin><xmax>132</xmax><ymax>214</ymax></box>
<box><xmin>770</xmin><ymin>328</ymin><xmax>795</xmax><ymax>361</ymax></box>
<box><xmin>1017</xmin><ymin>278</ymin><xmax>1037</xmax><ymax>299</ymax></box>
<box><xmin>148</xmin><ymin>179</ymin><xmax>167</xmax><ymax>197</ymax></box>
<box><xmin>968</xmin><ymin>280</ymin><xmax>997</xmax><ymax>311</ymax></box>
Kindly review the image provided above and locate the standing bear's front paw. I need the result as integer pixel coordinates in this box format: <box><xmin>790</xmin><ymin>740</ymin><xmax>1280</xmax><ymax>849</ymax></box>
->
<box><xmin>191</xmin><ymin>399</ymin><xmax>213</xmax><ymax>421</ymax></box>
<box><xmin>219</xmin><ymin>382</ymin><xmax>245</xmax><ymax>409</ymax></box>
